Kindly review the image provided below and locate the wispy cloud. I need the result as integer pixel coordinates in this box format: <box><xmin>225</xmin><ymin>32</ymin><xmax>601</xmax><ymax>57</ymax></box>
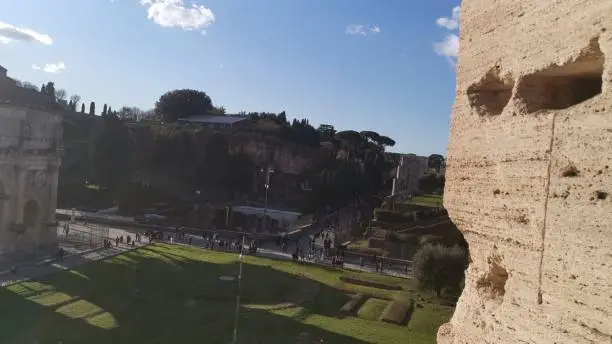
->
<box><xmin>436</xmin><ymin>6</ymin><xmax>460</xmax><ymax>30</ymax></box>
<box><xmin>433</xmin><ymin>6</ymin><xmax>460</xmax><ymax>66</ymax></box>
<box><xmin>140</xmin><ymin>0</ymin><xmax>215</xmax><ymax>31</ymax></box>
<box><xmin>32</xmin><ymin>62</ymin><xmax>66</xmax><ymax>73</ymax></box>
<box><xmin>0</xmin><ymin>20</ymin><xmax>53</xmax><ymax>45</ymax></box>
<box><xmin>345</xmin><ymin>24</ymin><xmax>381</xmax><ymax>36</ymax></box>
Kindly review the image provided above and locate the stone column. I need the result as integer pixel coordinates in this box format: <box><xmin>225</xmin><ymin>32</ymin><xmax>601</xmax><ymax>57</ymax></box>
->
<box><xmin>47</xmin><ymin>162</ymin><xmax>60</xmax><ymax>223</ymax></box>
<box><xmin>13</xmin><ymin>162</ymin><xmax>26</xmax><ymax>223</ymax></box>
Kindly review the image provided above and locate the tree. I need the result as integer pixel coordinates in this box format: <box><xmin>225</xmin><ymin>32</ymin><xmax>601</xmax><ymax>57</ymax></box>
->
<box><xmin>41</xmin><ymin>82</ymin><xmax>56</xmax><ymax>99</ymax></box>
<box><xmin>55</xmin><ymin>88</ymin><xmax>67</xmax><ymax>102</ymax></box>
<box><xmin>90</xmin><ymin>113</ymin><xmax>132</xmax><ymax>193</ymax></box>
<box><xmin>428</xmin><ymin>154</ymin><xmax>445</xmax><ymax>172</ymax></box>
<box><xmin>89</xmin><ymin>102</ymin><xmax>96</xmax><ymax>116</ymax></box>
<box><xmin>117</xmin><ymin>106</ymin><xmax>143</xmax><ymax>121</ymax></box>
<box><xmin>196</xmin><ymin>134</ymin><xmax>230</xmax><ymax>187</ymax></box>
<box><xmin>70</xmin><ymin>94</ymin><xmax>81</xmax><ymax>110</ymax></box>
<box><xmin>155</xmin><ymin>89</ymin><xmax>214</xmax><ymax>122</ymax></box>
<box><xmin>21</xmin><ymin>82</ymin><xmax>39</xmax><ymax>91</ymax></box>
<box><xmin>102</xmin><ymin>104</ymin><xmax>108</xmax><ymax>116</ymax></box>
<box><xmin>81</xmin><ymin>103</ymin><xmax>86</xmax><ymax>113</ymax></box>
<box><xmin>209</xmin><ymin>106</ymin><xmax>226</xmax><ymax>115</ymax></box>
<box><xmin>419</xmin><ymin>174</ymin><xmax>445</xmax><ymax>194</ymax></box>
<box><xmin>226</xmin><ymin>153</ymin><xmax>256</xmax><ymax>194</ymax></box>
<box><xmin>308</xmin><ymin>130</ymin><xmax>396</xmax><ymax>210</ymax></box>
<box><xmin>317</xmin><ymin>124</ymin><xmax>335</xmax><ymax>140</ymax></box>
<box><xmin>377</xmin><ymin>135</ymin><xmax>396</xmax><ymax>147</ymax></box>
<box><xmin>413</xmin><ymin>244</ymin><xmax>468</xmax><ymax>297</ymax></box>
<box><xmin>277</xmin><ymin>111</ymin><xmax>287</xmax><ymax>124</ymax></box>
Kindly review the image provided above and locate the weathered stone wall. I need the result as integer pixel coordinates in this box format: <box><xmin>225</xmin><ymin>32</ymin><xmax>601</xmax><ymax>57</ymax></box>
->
<box><xmin>0</xmin><ymin>105</ymin><xmax>63</xmax><ymax>259</ymax></box>
<box><xmin>438</xmin><ymin>1</ymin><xmax>611</xmax><ymax>343</ymax></box>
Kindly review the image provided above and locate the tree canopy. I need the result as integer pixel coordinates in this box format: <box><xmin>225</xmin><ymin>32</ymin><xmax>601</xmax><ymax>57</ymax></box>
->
<box><xmin>413</xmin><ymin>244</ymin><xmax>468</xmax><ymax>297</ymax></box>
<box><xmin>90</xmin><ymin>113</ymin><xmax>132</xmax><ymax>193</ymax></box>
<box><xmin>155</xmin><ymin>89</ymin><xmax>215</xmax><ymax>122</ymax></box>
<box><xmin>308</xmin><ymin>130</ymin><xmax>397</xmax><ymax>210</ymax></box>
<box><xmin>428</xmin><ymin>154</ymin><xmax>445</xmax><ymax>172</ymax></box>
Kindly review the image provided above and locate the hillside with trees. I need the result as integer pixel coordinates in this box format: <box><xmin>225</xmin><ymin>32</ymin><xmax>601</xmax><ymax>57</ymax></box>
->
<box><xmin>18</xmin><ymin>83</ymin><xmax>399</xmax><ymax>216</ymax></box>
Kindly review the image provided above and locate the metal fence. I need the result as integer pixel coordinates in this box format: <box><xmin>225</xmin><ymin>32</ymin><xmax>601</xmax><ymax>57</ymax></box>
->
<box><xmin>57</xmin><ymin>220</ymin><xmax>109</xmax><ymax>250</ymax></box>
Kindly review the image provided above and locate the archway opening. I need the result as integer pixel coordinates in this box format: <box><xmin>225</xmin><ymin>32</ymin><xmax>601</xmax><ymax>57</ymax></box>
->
<box><xmin>23</xmin><ymin>199</ymin><xmax>40</xmax><ymax>232</ymax></box>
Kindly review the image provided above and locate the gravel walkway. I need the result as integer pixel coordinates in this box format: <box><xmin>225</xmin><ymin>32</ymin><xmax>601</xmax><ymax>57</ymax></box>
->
<box><xmin>0</xmin><ymin>243</ymin><xmax>146</xmax><ymax>287</ymax></box>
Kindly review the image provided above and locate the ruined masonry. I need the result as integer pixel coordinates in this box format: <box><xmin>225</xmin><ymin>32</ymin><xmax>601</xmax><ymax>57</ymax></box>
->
<box><xmin>0</xmin><ymin>66</ymin><xmax>63</xmax><ymax>263</ymax></box>
<box><xmin>438</xmin><ymin>0</ymin><xmax>611</xmax><ymax>343</ymax></box>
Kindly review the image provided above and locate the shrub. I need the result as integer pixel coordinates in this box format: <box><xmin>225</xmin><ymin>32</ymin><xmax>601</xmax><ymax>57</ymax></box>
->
<box><xmin>380</xmin><ymin>299</ymin><xmax>414</xmax><ymax>324</ymax></box>
<box><xmin>340</xmin><ymin>294</ymin><xmax>365</xmax><ymax>313</ymax></box>
<box><xmin>373</xmin><ymin>208</ymin><xmax>410</xmax><ymax>223</ymax></box>
<box><xmin>357</xmin><ymin>298</ymin><xmax>388</xmax><ymax>320</ymax></box>
<box><xmin>339</xmin><ymin>276</ymin><xmax>402</xmax><ymax>290</ymax></box>
<box><xmin>413</xmin><ymin>244</ymin><xmax>468</xmax><ymax>297</ymax></box>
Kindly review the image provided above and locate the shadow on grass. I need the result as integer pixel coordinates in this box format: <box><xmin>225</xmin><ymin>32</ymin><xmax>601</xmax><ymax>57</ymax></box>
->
<box><xmin>0</xmin><ymin>244</ymin><xmax>370</xmax><ymax>344</ymax></box>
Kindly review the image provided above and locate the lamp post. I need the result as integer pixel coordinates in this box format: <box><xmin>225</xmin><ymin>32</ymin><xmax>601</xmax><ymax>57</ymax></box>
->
<box><xmin>261</xmin><ymin>166</ymin><xmax>274</xmax><ymax>232</ymax></box>
<box><xmin>232</xmin><ymin>232</ymin><xmax>246</xmax><ymax>344</ymax></box>
<box><xmin>194</xmin><ymin>190</ymin><xmax>201</xmax><ymax>211</ymax></box>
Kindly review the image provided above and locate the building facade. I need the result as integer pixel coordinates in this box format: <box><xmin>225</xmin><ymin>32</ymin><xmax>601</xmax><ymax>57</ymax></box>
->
<box><xmin>0</xmin><ymin>66</ymin><xmax>64</xmax><ymax>261</ymax></box>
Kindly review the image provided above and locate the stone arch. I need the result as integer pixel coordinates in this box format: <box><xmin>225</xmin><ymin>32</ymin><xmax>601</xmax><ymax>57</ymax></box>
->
<box><xmin>23</xmin><ymin>199</ymin><xmax>40</xmax><ymax>232</ymax></box>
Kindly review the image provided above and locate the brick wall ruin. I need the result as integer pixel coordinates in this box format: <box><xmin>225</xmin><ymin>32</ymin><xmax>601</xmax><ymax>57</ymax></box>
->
<box><xmin>438</xmin><ymin>1</ymin><xmax>611</xmax><ymax>343</ymax></box>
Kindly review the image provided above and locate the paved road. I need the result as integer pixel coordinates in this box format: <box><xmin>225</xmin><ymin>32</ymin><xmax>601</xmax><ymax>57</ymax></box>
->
<box><xmin>259</xmin><ymin>229</ymin><xmax>412</xmax><ymax>278</ymax></box>
<box><xmin>0</xmin><ymin>243</ymin><xmax>145</xmax><ymax>286</ymax></box>
<box><xmin>56</xmin><ymin>212</ymin><xmax>413</xmax><ymax>279</ymax></box>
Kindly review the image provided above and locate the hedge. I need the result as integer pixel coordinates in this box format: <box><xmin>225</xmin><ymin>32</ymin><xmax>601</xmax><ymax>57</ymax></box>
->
<box><xmin>379</xmin><ymin>299</ymin><xmax>414</xmax><ymax>325</ymax></box>
<box><xmin>340</xmin><ymin>294</ymin><xmax>365</xmax><ymax>313</ymax></box>
<box><xmin>373</xmin><ymin>208</ymin><xmax>411</xmax><ymax>223</ymax></box>
<box><xmin>339</xmin><ymin>276</ymin><xmax>402</xmax><ymax>290</ymax></box>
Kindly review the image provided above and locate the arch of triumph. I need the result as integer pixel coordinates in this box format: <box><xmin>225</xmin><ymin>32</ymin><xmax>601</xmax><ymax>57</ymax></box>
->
<box><xmin>0</xmin><ymin>66</ymin><xmax>63</xmax><ymax>262</ymax></box>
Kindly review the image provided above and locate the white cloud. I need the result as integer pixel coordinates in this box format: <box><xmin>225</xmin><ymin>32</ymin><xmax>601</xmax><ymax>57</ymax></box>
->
<box><xmin>140</xmin><ymin>0</ymin><xmax>215</xmax><ymax>31</ymax></box>
<box><xmin>44</xmin><ymin>62</ymin><xmax>65</xmax><ymax>73</ymax></box>
<box><xmin>433</xmin><ymin>6</ymin><xmax>460</xmax><ymax>66</ymax></box>
<box><xmin>32</xmin><ymin>62</ymin><xmax>66</xmax><ymax>73</ymax></box>
<box><xmin>0</xmin><ymin>20</ymin><xmax>53</xmax><ymax>45</ymax></box>
<box><xmin>345</xmin><ymin>24</ymin><xmax>380</xmax><ymax>36</ymax></box>
<box><xmin>436</xmin><ymin>6</ymin><xmax>460</xmax><ymax>30</ymax></box>
<box><xmin>434</xmin><ymin>34</ymin><xmax>459</xmax><ymax>65</ymax></box>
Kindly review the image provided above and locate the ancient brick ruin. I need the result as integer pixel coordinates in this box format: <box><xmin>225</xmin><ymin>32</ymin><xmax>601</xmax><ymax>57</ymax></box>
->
<box><xmin>438</xmin><ymin>0</ymin><xmax>611</xmax><ymax>343</ymax></box>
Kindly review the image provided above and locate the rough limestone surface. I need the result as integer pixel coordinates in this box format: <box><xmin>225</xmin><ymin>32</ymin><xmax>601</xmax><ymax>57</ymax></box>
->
<box><xmin>438</xmin><ymin>1</ymin><xmax>612</xmax><ymax>343</ymax></box>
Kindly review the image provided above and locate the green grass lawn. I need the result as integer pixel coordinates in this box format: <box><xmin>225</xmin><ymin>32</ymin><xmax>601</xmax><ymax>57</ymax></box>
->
<box><xmin>357</xmin><ymin>298</ymin><xmax>389</xmax><ymax>321</ymax></box>
<box><xmin>0</xmin><ymin>244</ymin><xmax>453</xmax><ymax>344</ymax></box>
<box><xmin>404</xmin><ymin>194</ymin><xmax>443</xmax><ymax>208</ymax></box>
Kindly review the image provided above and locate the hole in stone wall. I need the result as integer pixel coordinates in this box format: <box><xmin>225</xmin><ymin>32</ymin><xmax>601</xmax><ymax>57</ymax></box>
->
<box><xmin>517</xmin><ymin>38</ymin><xmax>604</xmax><ymax>113</ymax></box>
<box><xmin>595</xmin><ymin>190</ymin><xmax>608</xmax><ymax>200</ymax></box>
<box><xmin>561</xmin><ymin>163</ymin><xmax>580</xmax><ymax>177</ymax></box>
<box><xmin>476</xmin><ymin>256</ymin><xmax>508</xmax><ymax>299</ymax></box>
<box><xmin>467</xmin><ymin>67</ymin><xmax>515</xmax><ymax>116</ymax></box>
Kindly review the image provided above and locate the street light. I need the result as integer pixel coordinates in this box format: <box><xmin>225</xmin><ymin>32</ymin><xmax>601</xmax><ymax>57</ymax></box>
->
<box><xmin>232</xmin><ymin>232</ymin><xmax>246</xmax><ymax>344</ymax></box>
<box><xmin>261</xmin><ymin>166</ymin><xmax>274</xmax><ymax>233</ymax></box>
<box><xmin>194</xmin><ymin>190</ymin><xmax>201</xmax><ymax>211</ymax></box>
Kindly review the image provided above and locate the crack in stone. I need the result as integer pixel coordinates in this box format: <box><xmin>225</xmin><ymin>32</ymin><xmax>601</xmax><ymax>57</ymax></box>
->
<box><xmin>537</xmin><ymin>112</ymin><xmax>558</xmax><ymax>305</ymax></box>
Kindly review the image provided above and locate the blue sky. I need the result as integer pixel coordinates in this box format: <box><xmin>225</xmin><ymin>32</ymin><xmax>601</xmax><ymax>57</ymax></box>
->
<box><xmin>0</xmin><ymin>0</ymin><xmax>460</xmax><ymax>156</ymax></box>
